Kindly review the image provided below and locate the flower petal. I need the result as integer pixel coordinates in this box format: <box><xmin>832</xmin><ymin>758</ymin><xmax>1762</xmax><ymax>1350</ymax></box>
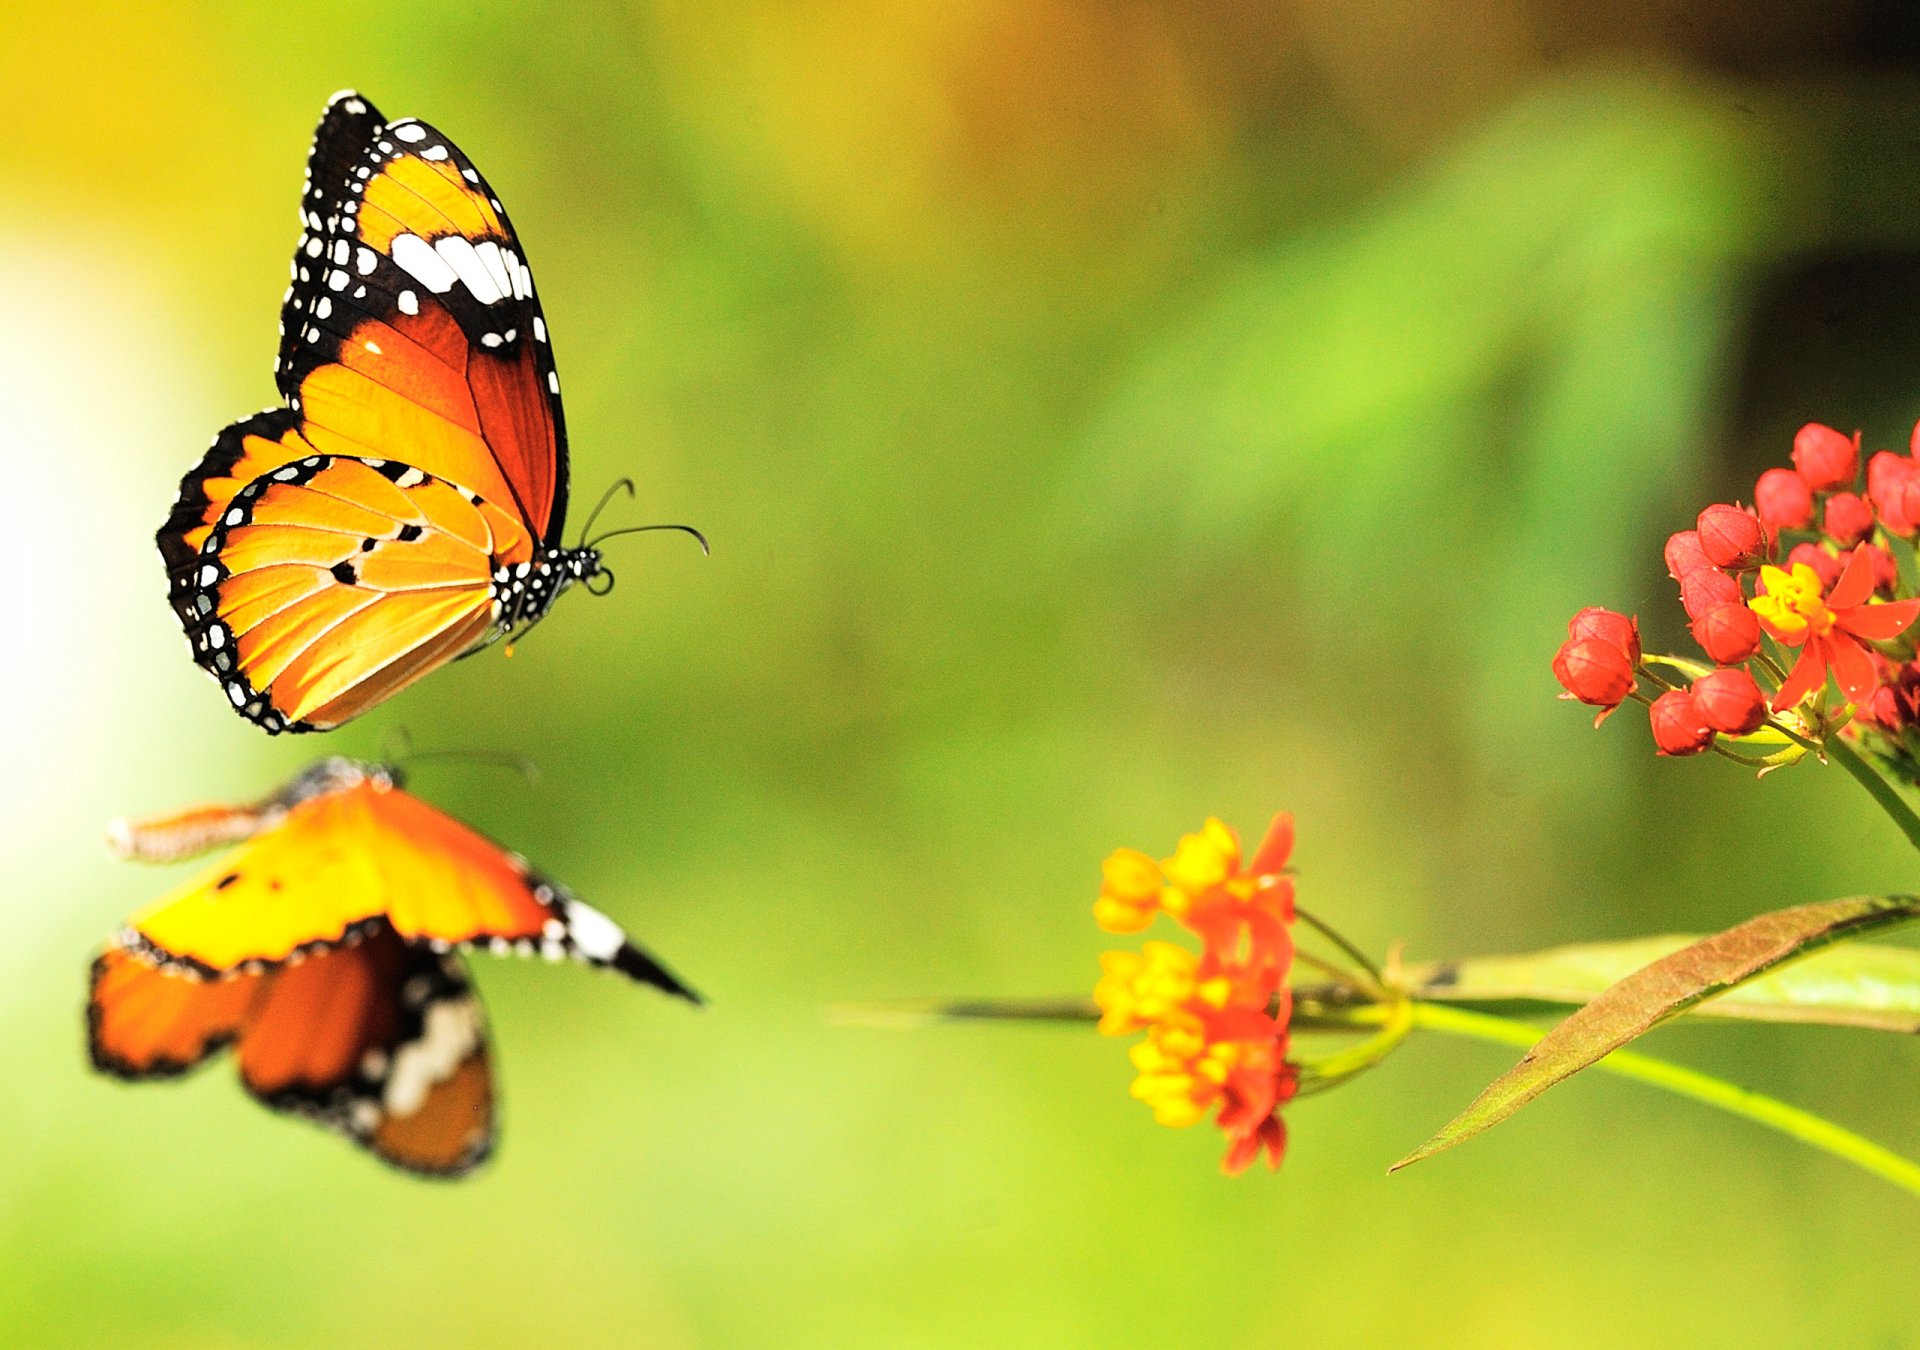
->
<box><xmin>1247</xmin><ymin>813</ymin><xmax>1294</xmax><ymax>877</ymax></box>
<box><xmin>1828</xmin><ymin>543</ymin><xmax>1877</xmax><ymax>609</ymax></box>
<box><xmin>1827</xmin><ymin>630</ymin><xmax>1880</xmax><ymax>706</ymax></box>
<box><xmin>1838</xmin><ymin>598</ymin><xmax>1920</xmax><ymax>642</ymax></box>
<box><xmin>1770</xmin><ymin>638</ymin><xmax>1830</xmax><ymax>711</ymax></box>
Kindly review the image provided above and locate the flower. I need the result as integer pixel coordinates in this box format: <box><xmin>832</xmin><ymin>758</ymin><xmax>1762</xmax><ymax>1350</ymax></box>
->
<box><xmin>1696</xmin><ymin>504</ymin><xmax>1768</xmax><ymax>569</ymax></box>
<box><xmin>1093</xmin><ymin>848</ymin><xmax>1166</xmax><ymax>933</ymax></box>
<box><xmin>1678</xmin><ymin>567</ymin><xmax>1741</xmax><ymax>622</ymax></box>
<box><xmin>1749</xmin><ymin>548</ymin><xmax>1920</xmax><ymax>710</ymax></box>
<box><xmin>1869</xmin><ymin>450</ymin><xmax>1920</xmax><ymax>536</ymax></box>
<box><xmin>1649</xmin><ymin>689</ymin><xmax>1714</xmax><ymax>756</ymax></box>
<box><xmin>1690</xmin><ymin>667</ymin><xmax>1767</xmax><ymax>735</ymax></box>
<box><xmin>1823</xmin><ymin>492</ymin><xmax>1874</xmax><ymax>547</ymax></box>
<box><xmin>1792</xmin><ymin>422</ymin><xmax>1860</xmax><ymax>492</ymax></box>
<box><xmin>1664</xmin><ymin>530</ymin><xmax>1714</xmax><ymax>581</ymax></box>
<box><xmin>1690</xmin><ymin>602</ymin><xmax>1760</xmax><ymax>665</ymax></box>
<box><xmin>1754</xmin><ymin>467</ymin><xmax>1814</xmax><ymax>531</ymax></box>
<box><xmin>1567</xmin><ymin>607</ymin><xmax>1641</xmax><ymax>662</ymax></box>
<box><xmin>1553</xmin><ymin>638</ymin><xmax>1636</xmax><ymax>718</ymax></box>
<box><xmin>1786</xmin><ymin>542</ymin><xmax>1842</xmax><ymax>589</ymax></box>
<box><xmin>1094</xmin><ymin>814</ymin><xmax>1299</xmax><ymax>1175</ymax></box>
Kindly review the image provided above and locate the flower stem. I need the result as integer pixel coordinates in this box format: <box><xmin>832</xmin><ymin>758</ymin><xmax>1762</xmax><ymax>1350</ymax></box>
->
<box><xmin>1294</xmin><ymin>905</ymin><xmax>1385</xmax><ymax>990</ymax></box>
<box><xmin>1296</xmin><ymin>996</ymin><xmax>1415</xmax><ymax>1094</ymax></box>
<box><xmin>1820</xmin><ymin>733</ymin><xmax>1920</xmax><ymax>854</ymax></box>
<box><xmin>1396</xmin><ymin>1001</ymin><xmax>1920</xmax><ymax>1199</ymax></box>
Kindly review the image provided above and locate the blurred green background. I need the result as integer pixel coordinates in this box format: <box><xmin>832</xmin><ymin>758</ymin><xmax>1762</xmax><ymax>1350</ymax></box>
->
<box><xmin>8</xmin><ymin>2</ymin><xmax>1920</xmax><ymax>1344</ymax></box>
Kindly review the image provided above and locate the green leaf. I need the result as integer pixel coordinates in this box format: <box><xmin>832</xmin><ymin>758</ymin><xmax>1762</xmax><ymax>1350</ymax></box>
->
<box><xmin>1391</xmin><ymin>894</ymin><xmax>1920</xmax><ymax>1172</ymax></box>
<box><xmin>1405</xmin><ymin>934</ymin><xmax>1920</xmax><ymax>1033</ymax></box>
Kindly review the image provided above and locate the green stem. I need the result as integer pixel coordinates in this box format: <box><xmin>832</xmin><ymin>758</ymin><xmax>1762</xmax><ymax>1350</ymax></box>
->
<box><xmin>1296</xmin><ymin>996</ymin><xmax>1414</xmax><ymax>1094</ymax></box>
<box><xmin>1399</xmin><ymin>1001</ymin><xmax>1920</xmax><ymax>1199</ymax></box>
<box><xmin>1821</xmin><ymin>734</ymin><xmax>1920</xmax><ymax>855</ymax></box>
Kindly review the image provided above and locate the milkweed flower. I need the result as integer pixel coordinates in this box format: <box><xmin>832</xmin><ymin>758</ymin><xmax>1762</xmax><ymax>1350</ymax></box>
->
<box><xmin>1557</xmin><ymin>416</ymin><xmax>1920</xmax><ymax>776</ymax></box>
<box><xmin>1749</xmin><ymin>548</ymin><xmax>1920</xmax><ymax>711</ymax></box>
<box><xmin>1094</xmin><ymin>814</ymin><xmax>1298</xmax><ymax>1175</ymax></box>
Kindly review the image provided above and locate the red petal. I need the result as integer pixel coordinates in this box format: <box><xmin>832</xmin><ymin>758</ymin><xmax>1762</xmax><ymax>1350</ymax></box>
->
<box><xmin>1770</xmin><ymin>639</ymin><xmax>1830</xmax><ymax>711</ymax></box>
<box><xmin>1828</xmin><ymin>543</ymin><xmax>1876</xmax><ymax>609</ymax></box>
<box><xmin>1838</xmin><ymin>598</ymin><xmax>1920</xmax><ymax>642</ymax></box>
<box><xmin>1247</xmin><ymin>813</ymin><xmax>1294</xmax><ymax>877</ymax></box>
<box><xmin>1828</xmin><ymin>631</ymin><xmax>1880</xmax><ymax>705</ymax></box>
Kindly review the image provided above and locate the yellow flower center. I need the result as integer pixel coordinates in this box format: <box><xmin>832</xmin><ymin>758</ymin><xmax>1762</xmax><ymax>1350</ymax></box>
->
<box><xmin>1750</xmin><ymin>563</ymin><xmax>1835</xmax><ymax>640</ymax></box>
<box><xmin>1094</xmin><ymin>941</ymin><xmax>1200</xmax><ymax>1035</ymax></box>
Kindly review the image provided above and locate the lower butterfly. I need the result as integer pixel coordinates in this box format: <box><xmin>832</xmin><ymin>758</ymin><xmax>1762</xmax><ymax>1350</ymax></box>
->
<box><xmin>89</xmin><ymin>757</ymin><xmax>699</xmax><ymax>1177</ymax></box>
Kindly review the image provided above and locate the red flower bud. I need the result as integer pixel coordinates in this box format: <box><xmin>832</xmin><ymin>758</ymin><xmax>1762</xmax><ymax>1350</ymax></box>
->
<box><xmin>1754</xmin><ymin>467</ymin><xmax>1814</xmax><ymax>530</ymax></box>
<box><xmin>1696</xmin><ymin>503</ymin><xmax>1768</xmax><ymax>569</ymax></box>
<box><xmin>1649</xmin><ymin>689</ymin><xmax>1715</xmax><ymax>756</ymax></box>
<box><xmin>1664</xmin><ymin>530</ymin><xmax>1714</xmax><ymax>581</ymax></box>
<box><xmin>1691</xmin><ymin>602</ymin><xmax>1761</xmax><ymax>665</ymax></box>
<box><xmin>1690</xmin><ymin>668</ymin><xmax>1766</xmax><ymax>736</ymax></box>
<box><xmin>1779</xmin><ymin>542</ymin><xmax>1841</xmax><ymax>590</ymax></box>
<box><xmin>1554</xmin><ymin>637</ymin><xmax>1636</xmax><ymax>710</ymax></box>
<box><xmin>1868</xmin><ymin>451</ymin><xmax>1920</xmax><ymax>535</ymax></box>
<box><xmin>1792</xmin><ymin>422</ymin><xmax>1860</xmax><ymax>492</ymax></box>
<box><xmin>1822</xmin><ymin>491</ymin><xmax>1874</xmax><ymax>546</ymax></box>
<box><xmin>1567</xmin><ymin>607</ymin><xmax>1640</xmax><ymax>663</ymax></box>
<box><xmin>1679</xmin><ymin>567</ymin><xmax>1741</xmax><ymax>621</ymax></box>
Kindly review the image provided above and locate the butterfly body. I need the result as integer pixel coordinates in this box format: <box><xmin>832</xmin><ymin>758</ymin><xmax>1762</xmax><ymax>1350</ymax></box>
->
<box><xmin>161</xmin><ymin>92</ymin><xmax>614</xmax><ymax>732</ymax></box>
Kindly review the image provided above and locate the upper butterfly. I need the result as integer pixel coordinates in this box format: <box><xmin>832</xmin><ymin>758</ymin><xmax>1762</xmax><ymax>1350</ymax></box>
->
<box><xmin>160</xmin><ymin>91</ymin><xmax>691</xmax><ymax>733</ymax></box>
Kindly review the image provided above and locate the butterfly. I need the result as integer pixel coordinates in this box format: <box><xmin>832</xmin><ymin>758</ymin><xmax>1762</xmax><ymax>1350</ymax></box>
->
<box><xmin>158</xmin><ymin>91</ymin><xmax>701</xmax><ymax>734</ymax></box>
<box><xmin>89</xmin><ymin>757</ymin><xmax>700</xmax><ymax>1176</ymax></box>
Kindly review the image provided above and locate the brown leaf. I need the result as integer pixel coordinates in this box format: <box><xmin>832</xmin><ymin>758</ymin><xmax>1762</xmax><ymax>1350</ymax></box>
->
<box><xmin>1391</xmin><ymin>894</ymin><xmax>1920</xmax><ymax>1172</ymax></box>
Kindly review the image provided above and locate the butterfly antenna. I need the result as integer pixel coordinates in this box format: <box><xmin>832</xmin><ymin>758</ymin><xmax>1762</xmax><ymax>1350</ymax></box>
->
<box><xmin>391</xmin><ymin>747</ymin><xmax>542</xmax><ymax>785</ymax></box>
<box><xmin>577</xmin><ymin>478</ymin><xmax>636</xmax><ymax>549</ymax></box>
<box><xmin>380</xmin><ymin>725</ymin><xmax>416</xmax><ymax>764</ymax></box>
<box><xmin>585</xmin><ymin>522</ymin><xmax>710</xmax><ymax>555</ymax></box>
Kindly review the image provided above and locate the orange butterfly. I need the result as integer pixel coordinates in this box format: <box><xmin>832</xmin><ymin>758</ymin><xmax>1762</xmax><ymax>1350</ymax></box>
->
<box><xmin>90</xmin><ymin>757</ymin><xmax>699</xmax><ymax>1176</ymax></box>
<box><xmin>159</xmin><ymin>91</ymin><xmax>701</xmax><ymax>733</ymax></box>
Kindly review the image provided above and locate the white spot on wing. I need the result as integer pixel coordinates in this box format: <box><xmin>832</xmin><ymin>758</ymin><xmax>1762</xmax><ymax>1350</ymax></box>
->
<box><xmin>383</xmin><ymin>995</ymin><xmax>480</xmax><ymax>1117</ymax></box>
<box><xmin>398</xmin><ymin>290</ymin><xmax>419</xmax><ymax>316</ymax></box>
<box><xmin>393</xmin><ymin>123</ymin><xmax>428</xmax><ymax>143</ymax></box>
<box><xmin>434</xmin><ymin>236</ymin><xmax>505</xmax><ymax>305</ymax></box>
<box><xmin>472</xmin><ymin>241</ymin><xmax>514</xmax><ymax>302</ymax></box>
<box><xmin>391</xmin><ymin>234</ymin><xmax>458</xmax><ymax>294</ymax></box>
<box><xmin>562</xmin><ymin>900</ymin><xmax>626</xmax><ymax>962</ymax></box>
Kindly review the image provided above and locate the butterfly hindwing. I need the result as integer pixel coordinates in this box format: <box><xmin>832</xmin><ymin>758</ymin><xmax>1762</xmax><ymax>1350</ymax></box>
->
<box><xmin>238</xmin><ymin>926</ymin><xmax>494</xmax><ymax>1177</ymax></box>
<box><xmin>89</xmin><ymin>946</ymin><xmax>261</xmax><ymax>1079</ymax></box>
<box><xmin>90</xmin><ymin>927</ymin><xmax>495</xmax><ymax>1177</ymax></box>
<box><xmin>172</xmin><ymin>455</ymin><xmax>539</xmax><ymax>732</ymax></box>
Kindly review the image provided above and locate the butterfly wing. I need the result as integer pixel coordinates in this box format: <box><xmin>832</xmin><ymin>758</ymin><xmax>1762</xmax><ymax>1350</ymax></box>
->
<box><xmin>160</xmin><ymin>91</ymin><xmax>574</xmax><ymax>729</ymax></box>
<box><xmin>276</xmin><ymin>99</ymin><xmax>568</xmax><ymax>543</ymax></box>
<box><xmin>88</xmin><ymin>946</ymin><xmax>263</xmax><ymax>1078</ymax></box>
<box><xmin>171</xmin><ymin>455</ymin><xmax>533</xmax><ymax>732</ymax></box>
<box><xmin>237</xmin><ymin>925</ymin><xmax>494</xmax><ymax>1177</ymax></box>
<box><xmin>120</xmin><ymin>778</ymin><xmax>699</xmax><ymax>1002</ymax></box>
<box><xmin>89</xmin><ymin>927</ymin><xmax>495</xmax><ymax>1177</ymax></box>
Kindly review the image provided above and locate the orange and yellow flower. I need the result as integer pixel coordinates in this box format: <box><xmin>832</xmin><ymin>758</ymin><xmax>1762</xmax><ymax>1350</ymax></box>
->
<box><xmin>1750</xmin><ymin>548</ymin><xmax>1920</xmax><ymax>711</ymax></box>
<box><xmin>1094</xmin><ymin>813</ymin><xmax>1298</xmax><ymax>1175</ymax></box>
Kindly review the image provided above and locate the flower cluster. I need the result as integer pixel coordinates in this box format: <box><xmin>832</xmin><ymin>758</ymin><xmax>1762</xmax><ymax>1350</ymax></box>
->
<box><xmin>1554</xmin><ymin>421</ymin><xmax>1920</xmax><ymax>764</ymax></box>
<box><xmin>1093</xmin><ymin>814</ymin><xmax>1298</xmax><ymax>1174</ymax></box>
